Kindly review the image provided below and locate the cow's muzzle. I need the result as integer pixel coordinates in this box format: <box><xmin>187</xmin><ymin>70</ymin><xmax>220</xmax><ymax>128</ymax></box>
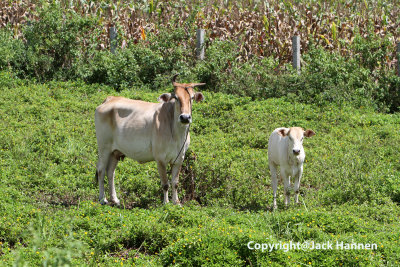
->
<box><xmin>293</xmin><ymin>149</ymin><xmax>301</xmax><ymax>155</ymax></box>
<box><xmin>179</xmin><ymin>114</ymin><xmax>192</xmax><ymax>124</ymax></box>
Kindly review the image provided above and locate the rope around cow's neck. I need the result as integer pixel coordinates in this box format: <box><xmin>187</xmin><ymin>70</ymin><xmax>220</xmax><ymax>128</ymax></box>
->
<box><xmin>171</xmin><ymin>90</ymin><xmax>192</xmax><ymax>166</ymax></box>
<box><xmin>171</xmin><ymin>124</ymin><xmax>190</xmax><ymax>166</ymax></box>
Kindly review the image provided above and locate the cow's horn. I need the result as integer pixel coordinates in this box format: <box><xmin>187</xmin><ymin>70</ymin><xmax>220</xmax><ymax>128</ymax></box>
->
<box><xmin>171</xmin><ymin>73</ymin><xmax>179</xmax><ymax>83</ymax></box>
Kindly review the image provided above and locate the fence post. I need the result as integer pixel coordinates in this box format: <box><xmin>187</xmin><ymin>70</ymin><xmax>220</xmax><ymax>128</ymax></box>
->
<box><xmin>292</xmin><ymin>35</ymin><xmax>301</xmax><ymax>72</ymax></box>
<box><xmin>196</xmin><ymin>29</ymin><xmax>205</xmax><ymax>60</ymax></box>
<box><xmin>110</xmin><ymin>26</ymin><xmax>117</xmax><ymax>54</ymax></box>
<box><xmin>26</xmin><ymin>21</ymin><xmax>33</xmax><ymax>46</ymax></box>
<box><xmin>397</xmin><ymin>42</ymin><xmax>400</xmax><ymax>77</ymax></box>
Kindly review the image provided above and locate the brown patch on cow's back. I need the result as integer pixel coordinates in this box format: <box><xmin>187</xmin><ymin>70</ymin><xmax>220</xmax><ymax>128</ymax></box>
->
<box><xmin>102</xmin><ymin>96</ymin><xmax>128</xmax><ymax>104</ymax></box>
<box><xmin>96</xmin><ymin>105</ymin><xmax>116</xmax><ymax>130</ymax></box>
<box><xmin>102</xmin><ymin>96</ymin><xmax>114</xmax><ymax>104</ymax></box>
<box><xmin>97</xmin><ymin>97</ymin><xmax>121</xmax><ymax>130</ymax></box>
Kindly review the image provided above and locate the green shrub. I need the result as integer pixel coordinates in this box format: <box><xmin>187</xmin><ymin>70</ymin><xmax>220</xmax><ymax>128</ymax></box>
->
<box><xmin>378</xmin><ymin>74</ymin><xmax>400</xmax><ymax>113</ymax></box>
<box><xmin>77</xmin><ymin>49</ymin><xmax>142</xmax><ymax>90</ymax></box>
<box><xmin>145</xmin><ymin>26</ymin><xmax>195</xmax><ymax>79</ymax></box>
<box><xmin>194</xmin><ymin>40</ymin><xmax>239</xmax><ymax>92</ymax></box>
<box><xmin>0</xmin><ymin>29</ymin><xmax>24</xmax><ymax>73</ymax></box>
<box><xmin>77</xmin><ymin>26</ymin><xmax>196</xmax><ymax>90</ymax></box>
<box><xmin>20</xmin><ymin>2</ymin><xmax>98</xmax><ymax>81</ymax></box>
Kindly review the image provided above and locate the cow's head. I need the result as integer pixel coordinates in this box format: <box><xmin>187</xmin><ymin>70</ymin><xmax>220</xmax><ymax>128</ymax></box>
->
<box><xmin>158</xmin><ymin>74</ymin><xmax>205</xmax><ymax>124</ymax></box>
<box><xmin>278</xmin><ymin>127</ymin><xmax>315</xmax><ymax>156</ymax></box>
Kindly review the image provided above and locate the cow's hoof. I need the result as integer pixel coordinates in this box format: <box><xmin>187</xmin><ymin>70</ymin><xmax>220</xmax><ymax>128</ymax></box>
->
<box><xmin>100</xmin><ymin>198</ymin><xmax>108</xmax><ymax>205</ymax></box>
<box><xmin>110</xmin><ymin>199</ymin><xmax>121</xmax><ymax>207</ymax></box>
<box><xmin>173</xmin><ymin>201</ymin><xmax>181</xmax><ymax>206</ymax></box>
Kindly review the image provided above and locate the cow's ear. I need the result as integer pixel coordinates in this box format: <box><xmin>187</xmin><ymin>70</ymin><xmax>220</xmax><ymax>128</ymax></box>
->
<box><xmin>278</xmin><ymin>128</ymin><xmax>289</xmax><ymax>137</ymax></box>
<box><xmin>194</xmin><ymin>92</ymin><xmax>204</xmax><ymax>102</ymax></box>
<box><xmin>158</xmin><ymin>93</ymin><xmax>172</xmax><ymax>103</ymax></box>
<box><xmin>304</xmin><ymin>129</ymin><xmax>315</xmax><ymax>138</ymax></box>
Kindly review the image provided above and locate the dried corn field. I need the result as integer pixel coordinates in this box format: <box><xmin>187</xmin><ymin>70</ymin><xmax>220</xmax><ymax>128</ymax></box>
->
<box><xmin>1</xmin><ymin>0</ymin><xmax>400</xmax><ymax>66</ymax></box>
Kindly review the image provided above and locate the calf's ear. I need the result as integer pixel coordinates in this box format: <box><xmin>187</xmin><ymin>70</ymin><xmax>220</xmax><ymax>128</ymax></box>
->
<box><xmin>158</xmin><ymin>93</ymin><xmax>172</xmax><ymax>103</ymax></box>
<box><xmin>194</xmin><ymin>92</ymin><xmax>205</xmax><ymax>102</ymax></box>
<box><xmin>304</xmin><ymin>129</ymin><xmax>315</xmax><ymax>138</ymax></box>
<box><xmin>278</xmin><ymin>128</ymin><xmax>290</xmax><ymax>137</ymax></box>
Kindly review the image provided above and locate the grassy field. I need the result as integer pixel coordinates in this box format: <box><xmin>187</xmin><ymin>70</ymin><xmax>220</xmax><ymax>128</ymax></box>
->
<box><xmin>1</xmin><ymin>71</ymin><xmax>400</xmax><ymax>266</ymax></box>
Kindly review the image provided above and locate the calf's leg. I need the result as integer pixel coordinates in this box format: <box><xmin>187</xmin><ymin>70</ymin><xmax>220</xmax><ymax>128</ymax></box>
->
<box><xmin>269</xmin><ymin>161</ymin><xmax>278</xmax><ymax>210</ymax></box>
<box><xmin>282</xmin><ymin>171</ymin><xmax>291</xmax><ymax>207</ymax></box>
<box><xmin>293</xmin><ymin>166</ymin><xmax>303</xmax><ymax>204</ymax></box>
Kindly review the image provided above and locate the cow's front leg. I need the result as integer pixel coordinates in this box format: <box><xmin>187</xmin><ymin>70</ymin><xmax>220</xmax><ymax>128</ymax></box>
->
<box><xmin>282</xmin><ymin>171</ymin><xmax>291</xmax><ymax>208</ymax></box>
<box><xmin>294</xmin><ymin>165</ymin><xmax>303</xmax><ymax>205</ymax></box>
<box><xmin>171</xmin><ymin>164</ymin><xmax>182</xmax><ymax>205</ymax></box>
<box><xmin>157</xmin><ymin>161</ymin><xmax>169</xmax><ymax>204</ymax></box>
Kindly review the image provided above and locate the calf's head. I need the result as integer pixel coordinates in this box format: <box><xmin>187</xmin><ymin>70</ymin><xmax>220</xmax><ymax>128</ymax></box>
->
<box><xmin>158</xmin><ymin>75</ymin><xmax>205</xmax><ymax>124</ymax></box>
<box><xmin>278</xmin><ymin>127</ymin><xmax>315</xmax><ymax>155</ymax></box>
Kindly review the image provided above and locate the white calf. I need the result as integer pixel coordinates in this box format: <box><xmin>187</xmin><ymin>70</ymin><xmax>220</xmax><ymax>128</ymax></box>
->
<box><xmin>268</xmin><ymin>127</ymin><xmax>315</xmax><ymax>210</ymax></box>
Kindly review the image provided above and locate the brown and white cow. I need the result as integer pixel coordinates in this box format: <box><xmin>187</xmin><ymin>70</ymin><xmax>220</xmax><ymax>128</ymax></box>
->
<box><xmin>94</xmin><ymin>75</ymin><xmax>205</xmax><ymax>205</ymax></box>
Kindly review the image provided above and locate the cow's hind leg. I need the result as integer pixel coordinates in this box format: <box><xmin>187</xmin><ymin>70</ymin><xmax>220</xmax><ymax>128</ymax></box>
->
<box><xmin>157</xmin><ymin>161</ymin><xmax>169</xmax><ymax>204</ymax></box>
<box><xmin>294</xmin><ymin>166</ymin><xmax>303</xmax><ymax>205</ymax></box>
<box><xmin>96</xmin><ymin>151</ymin><xmax>110</xmax><ymax>205</ymax></box>
<box><xmin>269</xmin><ymin>161</ymin><xmax>278</xmax><ymax>210</ymax></box>
<box><xmin>106</xmin><ymin>151</ymin><xmax>120</xmax><ymax>206</ymax></box>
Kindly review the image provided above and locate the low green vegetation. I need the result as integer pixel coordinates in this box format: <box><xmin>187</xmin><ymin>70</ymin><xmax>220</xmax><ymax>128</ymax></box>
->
<box><xmin>1</xmin><ymin>1</ymin><xmax>399</xmax><ymax>266</ymax></box>
<box><xmin>1</xmin><ymin>72</ymin><xmax>399</xmax><ymax>265</ymax></box>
